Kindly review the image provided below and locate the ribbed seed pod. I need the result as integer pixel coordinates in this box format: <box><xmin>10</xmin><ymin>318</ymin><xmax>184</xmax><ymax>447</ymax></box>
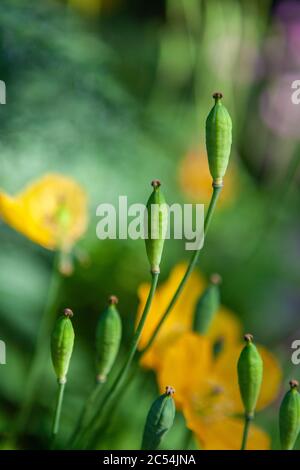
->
<box><xmin>51</xmin><ymin>308</ymin><xmax>75</xmax><ymax>383</ymax></box>
<box><xmin>193</xmin><ymin>274</ymin><xmax>221</xmax><ymax>334</ymax></box>
<box><xmin>145</xmin><ymin>180</ymin><xmax>168</xmax><ymax>274</ymax></box>
<box><xmin>141</xmin><ymin>386</ymin><xmax>176</xmax><ymax>450</ymax></box>
<box><xmin>237</xmin><ymin>334</ymin><xmax>263</xmax><ymax>417</ymax></box>
<box><xmin>205</xmin><ymin>92</ymin><xmax>232</xmax><ymax>186</ymax></box>
<box><xmin>279</xmin><ymin>380</ymin><xmax>300</xmax><ymax>450</ymax></box>
<box><xmin>96</xmin><ymin>295</ymin><xmax>122</xmax><ymax>383</ymax></box>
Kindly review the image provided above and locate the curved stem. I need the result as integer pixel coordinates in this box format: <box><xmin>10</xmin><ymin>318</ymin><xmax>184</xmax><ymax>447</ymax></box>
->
<box><xmin>241</xmin><ymin>413</ymin><xmax>252</xmax><ymax>450</ymax></box>
<box><xmin>74</xmin><ymin>271</ymin><xmax>159</xmax><ymax>448</ymax></box>
<box><xmin>16</xmin><ymin>255</ymin><xmax>62</xmax><ymax>435</ymax></box>
<box><xmin>141</xmin><ymin>184</ymin><xmax>222</xmax><ymax>354</ymax></box>
<box><xmin>52</xmin><ymin>381</ymin><xmax>66</xmax><ymax>439</ymax></box>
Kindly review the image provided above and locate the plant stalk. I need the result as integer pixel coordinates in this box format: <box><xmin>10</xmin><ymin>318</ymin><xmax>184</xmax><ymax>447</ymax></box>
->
<box><xmin>241</xmin><ymin>413</ymin><xmax>253</xmax><ymax>450</ymax></box>
<box><xmin>52</xmin><ymin>381</ymin><xmax>66</xmax><ymax>439</ymax></box>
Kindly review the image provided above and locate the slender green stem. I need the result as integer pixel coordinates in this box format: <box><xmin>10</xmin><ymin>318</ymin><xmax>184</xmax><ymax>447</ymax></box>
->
<box><xmin>69</xmin><ymin>381</ymin><xmax>104</xmax><ymax>445</ymax></box>
<box><xmin>141</xmin><ymin>184</ymin><xmax>222</xmax><ymax>355</ymax></box>
<box><xmin>52</xmin><ymin>381</ymin><xmax>66</xmax><ymax>439</ymax></box>
<box><xmin>241</xmin><ymin>413</ymin><xmax>253</xmax><ymax>450</ymax></box>
<box><xmin>16</xmin><ymin>255</ymin><xmax>61</xmax><ymax>435</ymax></box>
<box><xmin>72</xmin><ymin>357</ymin><xmax>139</xmax><ymax>449</ymax></box>
<box><xmin>73</xmin><ymin>271</ymin><xmax>159</xmax><ymax>448</ymax></box>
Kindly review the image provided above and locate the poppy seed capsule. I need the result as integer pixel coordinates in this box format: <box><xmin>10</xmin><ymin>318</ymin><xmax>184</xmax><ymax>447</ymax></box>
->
<box><xmin>51</xmin><ymin>308</ymin><xmax>75</xmax><ymax>383</ymax></box>
<box><xmin>237</xmin><ymin>334</ymin><xmax>263</xmax><ymax>416</ymax></box>
<box><xmin>141</xmin><ymin>386</ymin><xmax>176</xmax><ymax>450</ymax></box>
<box><xmin>279</xmin><ymin>380</ymin><xmax>300</xmax><ymax>450</ymax></box>
<box><xmin>96</xmin><ymin>296</ymin><xmax>122</xmax><ymax>383</ymax></box>
<box><xmin>145</xmin><ymin>180</ymin><xmax>168</xmax><ymax>274</ymax></box>
<box><xmin>205</xmin><ymin>92</ymin><xmax>232</xmax><ymax>186</ymax></box>
<box><xmin>193</xmin><ymin>274</ymin><xmax>221</xmax><ymax>334</ymax></box>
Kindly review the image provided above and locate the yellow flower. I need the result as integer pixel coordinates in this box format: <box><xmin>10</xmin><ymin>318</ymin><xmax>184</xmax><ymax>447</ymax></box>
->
<box><xmin>0</xmin><ymin>173</ymin><xmax>88</xmax><ymax>252</ymax></box>
<box><xmin>178</xmin><ymin>148</ymin><xmax>237</xmax><ymax>206</ymax></box>
<box><xmin>157</xmin><ymin>331</ymin><xmax>282</xmax><ymax>450</ymax></box>
<box><xmin>137</xmin><ymin>263</ymin><xmax>242</xmax><ymax>371</ymax></box>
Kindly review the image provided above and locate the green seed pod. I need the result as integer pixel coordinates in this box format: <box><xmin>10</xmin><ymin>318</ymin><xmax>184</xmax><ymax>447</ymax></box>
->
<box><xmin>279</xmin><ymin>380</ymin><xmax>300</xmax><ymax>450</ymax></box>
<box><xmin>145</xmin><ymin>180</ymin><xmax>168</xmax><ymax>274</ymax></box>
<box><xmin>205</xmin><ymin>92</ymin><xmax>232</xmax><ymax>186</ymax></box>
<box><xmin>95</xmin><ymin>295</ymin><xmax>122</xmax><ymax>383</ymax></box>
<box><xmin>51</xmin><ymin>308</ymin><xmax>75</xmax><ymax>383</ymax></box>
<box><xmin>141</xmin><ymin>386</ymin><xmax>176</xmax><ymax>450</ymax></box>
<box><xmin>193</xmin><ymin>274</ymin><xmax>221</xmax><ymax>334</ymax></box>
<box><xmin>237</xmin><ymin>334</ymin><xmax>263</xmax><ymax>417</ymax></box>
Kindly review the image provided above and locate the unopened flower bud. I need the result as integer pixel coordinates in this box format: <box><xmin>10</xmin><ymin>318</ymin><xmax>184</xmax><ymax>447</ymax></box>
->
<box><xmin>237</xmin><ymin>334</ymin><xmax>263</xmax><ymax>417</ymax></box>
<box><xmin>206</xmin><ymin>92</ymin><xmax>232</xmax><ymax>187</ymax></box>
<box><xmin>141</xmin><ymin>386</ymin><xmax>175</xmax><ymax>450</ymax></box>
<box><xmin>95</xmin><ymin>295</ymin><xmax>122</xmax><ymax>383</ymax></box>
<box><xmin>145</xmin><ymin>180</ymin><xmax>168</xmax><ymax>274</ymax></box>
<box><xmin>51</xmin><ymin>308</ymin><xmax>75</xmax><ymax>383</ymax></box>
<box><xmin>193</xmin><ymin>274</ymin><xmax>221</xmax><ymax>334</ymax></box>
<box><xmin>279</xmin><ymin>380</ymin><xmax>300</xmax><ymax>450</ymax></box>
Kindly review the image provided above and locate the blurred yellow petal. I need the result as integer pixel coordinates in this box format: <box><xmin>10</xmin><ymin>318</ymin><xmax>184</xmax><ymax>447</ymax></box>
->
<box><xmin>157</xmin><ymin>332</ymin><xmax>212</xmax><ymax>408</ymax></box>
<box><xmin>137</xmin><ymin>263</ymin><xmax>244</xmax><ymax>372</ymax></box>
<box><xmin>0</xmin><ymin>193</ymin><xmax>52</xmax><ymax>248</ymax></box>
<box><xmin>207</xmin><ymin>307</ymin><xmax>242</xmax><ymax>348</ymax></box>
<box><xmin>0</xmin><ymin>173</ymin><xmax>88</xmax><ymax>251</ymax></box>
<box><xmin>256</xmin><ymin>345</ymin><xmax>282</xmax><ymax>411</ymax></box>
<box><xmin>184</xmin><ymin>406</ymin><xmax>270</xmax><ymax>450</ymax></box>
<box><xmin>178</xmin><ymin>148</ymin><xmax>237</xmax><ymax>207</ymax></box>
<box><xmin>137</xmin><ymin>263</ymin><xmax>205</xmax><ymax>370</ymax></box>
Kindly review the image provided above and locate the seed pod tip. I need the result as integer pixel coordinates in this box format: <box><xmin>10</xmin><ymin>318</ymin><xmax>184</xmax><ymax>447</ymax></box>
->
<box><xmin>213</xmin><ymin>92</ymin><xmax>223</xmax><ymax>101</ymax></box>
<box><xmin>289</xmin><ymin>379</ymin><xmax>299</xmax><ymax>390</ymax></box>
<box><xmin>151</xmin><ymin>179</ymin><xmax>161</xmax><ymax>189</ymax></box>
<box><xmin>165</xmin><ymin>386</ymin><xmax>175</xmax><ymax>396</ymax></box>
<box><xmin>210</xmin><ymin>273</ymin><xmax>222</xmax><ymax>285</ymax></box>
<box><xmin>244</xmin><ymin>333</ymin><xmax>254</xmax><ymax>343</ymax></box>
<box><xmin>108</xmin><ymin>295</ymin><xmax>118</xmax><ymax>305</ymax></box>
<box><xmin>63</xmin><ymin>308</ymin><xmax>74</xmax><ymax>318</ymax></box>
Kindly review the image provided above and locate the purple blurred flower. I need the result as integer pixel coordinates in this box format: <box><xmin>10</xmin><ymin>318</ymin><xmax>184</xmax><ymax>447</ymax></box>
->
<box><xmin>275</xmin><ymin>0</ymin><xmax>300</xmax><ymax>64</ymax></box>
<box><xmin>260</xmin><ymin>74</ymin><xmax>300</xmax><ymax>138</ymax></box>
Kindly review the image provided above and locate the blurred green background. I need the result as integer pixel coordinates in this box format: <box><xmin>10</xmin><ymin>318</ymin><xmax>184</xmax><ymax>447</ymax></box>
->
<box><xmin>0</xmin><ymin>0</ymin><xmax>300</xmax><ymax>450</ymax></box>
